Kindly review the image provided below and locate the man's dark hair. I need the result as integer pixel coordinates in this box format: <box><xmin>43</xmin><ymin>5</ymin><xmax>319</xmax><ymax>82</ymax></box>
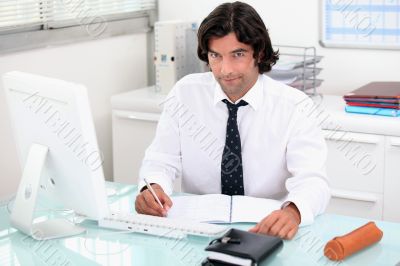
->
<box><xmin>197</xmin><ymin>1</ymin><xmax>279</xmax><ymax>73</ymax></box>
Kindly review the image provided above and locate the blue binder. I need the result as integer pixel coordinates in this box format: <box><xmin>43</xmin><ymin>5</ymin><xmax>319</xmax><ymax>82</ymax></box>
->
<box><xmin>345</xmin><ymin>106</ymin><xmax>400</xmax><ymax>117</ymax></box>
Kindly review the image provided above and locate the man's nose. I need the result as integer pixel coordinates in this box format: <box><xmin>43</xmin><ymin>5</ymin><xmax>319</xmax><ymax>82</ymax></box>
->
<box><xmin>220</xmin><ymin>58</ymin><xmax>234</xmax><ymax>76</ymax></box>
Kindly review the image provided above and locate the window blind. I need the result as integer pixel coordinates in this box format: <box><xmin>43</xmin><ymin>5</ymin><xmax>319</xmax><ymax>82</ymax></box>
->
<box><xmin>0</xmin><ymin>1</ymin><xmax>45</xmax><ymax>30</ymax></box>
<box><xmin>0</xmin><ymin>0</ymin><xmax>156</xmax><ymax>33</ymax></box>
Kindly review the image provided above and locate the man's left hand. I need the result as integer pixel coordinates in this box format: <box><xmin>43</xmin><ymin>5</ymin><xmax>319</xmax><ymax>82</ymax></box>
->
<box><xmin>248</xmin><ymin>203</ymin><xmax>301</xmax><ymax>240</ymax></box>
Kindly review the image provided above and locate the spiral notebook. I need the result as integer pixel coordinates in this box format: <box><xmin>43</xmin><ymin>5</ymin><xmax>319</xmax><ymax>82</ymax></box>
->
<box><xmin>167</xmin><ymin>194</ymin><xmax>282</xmax><ymax>223</ymax></box>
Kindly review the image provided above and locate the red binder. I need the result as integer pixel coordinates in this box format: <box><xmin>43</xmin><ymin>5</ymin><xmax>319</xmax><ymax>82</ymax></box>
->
<box><xmin>346</xmin><ymin>101</ymin><xmax>400</xmax><ymax>109</ymax></box>
<box><xmin>344</xmin><ymin>82</ymin><xmax>400</xmax><ymax>100</ymax></box>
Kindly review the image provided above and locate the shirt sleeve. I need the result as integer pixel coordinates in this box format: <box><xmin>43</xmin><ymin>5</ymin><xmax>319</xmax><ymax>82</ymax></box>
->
<box><xmin>284</xmin><ymin>95</ymin><xmax>331</xmax><ymax>226</ymax></box>
<box><xmin>137</xmin><ymin>89</ymin><xmax>182</xmax><ymax>196</ymax></box>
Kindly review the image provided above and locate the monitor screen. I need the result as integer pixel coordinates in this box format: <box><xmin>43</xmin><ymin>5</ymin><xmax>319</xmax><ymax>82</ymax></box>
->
<box><xmin>3</xmin><ymin>71</ymin><xmax>109</xmax><ymax>220</ymax></box>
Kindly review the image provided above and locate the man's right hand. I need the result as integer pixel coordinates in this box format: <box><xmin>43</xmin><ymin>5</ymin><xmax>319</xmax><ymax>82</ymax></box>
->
<box><xmin>135</xmin><ymin>183</ymin><xmax>173</xmax><ymax>217</ymax></box>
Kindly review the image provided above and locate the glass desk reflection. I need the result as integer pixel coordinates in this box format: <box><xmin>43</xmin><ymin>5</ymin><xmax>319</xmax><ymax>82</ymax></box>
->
<box><xmin>0</xmin><ymin>182</ymin><xmax>399</xmax><ymax>266</ymax></box>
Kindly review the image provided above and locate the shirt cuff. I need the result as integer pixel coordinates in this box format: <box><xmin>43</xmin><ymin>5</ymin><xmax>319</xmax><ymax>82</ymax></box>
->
<box><xmin>137</xmin><ymin>172</ymin><xmax>174</xmax><ymax>196</ymax></box>
<box><xmin>281</xmin><ymin>197</ymin><xmax>314</xmax><ymax>227</ymax></box>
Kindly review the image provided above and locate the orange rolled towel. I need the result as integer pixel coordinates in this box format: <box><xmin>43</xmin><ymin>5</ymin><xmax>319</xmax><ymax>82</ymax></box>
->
<box><xmin>324</xmin><ymin>221</ymin><xmax>383</xmax><ymax>261</ymax></box>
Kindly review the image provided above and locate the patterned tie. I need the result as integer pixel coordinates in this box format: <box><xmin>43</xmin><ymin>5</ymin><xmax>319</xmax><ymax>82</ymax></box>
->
<box><xmin>221</xmin><ymin>99</ymin><xmax>248</xmax><ymax>196</ymax></box>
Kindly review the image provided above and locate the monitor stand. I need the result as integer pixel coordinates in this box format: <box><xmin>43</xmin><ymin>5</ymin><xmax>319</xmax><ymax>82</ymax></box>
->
<box><xmin>10</xmin><ymin>144</ymin><xmax>86</xmax><ymax>240</ymax></box>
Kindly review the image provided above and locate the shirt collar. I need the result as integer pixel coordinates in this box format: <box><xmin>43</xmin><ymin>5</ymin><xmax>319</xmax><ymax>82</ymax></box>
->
<box><xmin>213</xmin><ymin>74</ymin><xmax>263</xmax><ymax>111</ymax></box>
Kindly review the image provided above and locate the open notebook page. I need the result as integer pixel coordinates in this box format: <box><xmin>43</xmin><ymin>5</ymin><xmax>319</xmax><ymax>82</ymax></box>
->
<box><xmin>231</xmin><ymin>196</ymin><xmax>282</xmax><ymax>223</ymax></box>
<box><xmin>167</xmin><ymin>194</ymin><xmax>232</xmax><ymax>223</ymax></box>
<box><xmin>168</xmin><ymin>194</ymin><xmax>283</xmax><ymax>223</ymax></box>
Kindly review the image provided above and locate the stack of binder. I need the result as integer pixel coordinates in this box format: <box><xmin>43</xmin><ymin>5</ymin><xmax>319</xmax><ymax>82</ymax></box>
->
<box><xmin>343</xmin><ymin>82</ymin><xmax>400</xmax><ymax>117</ymax></box>
<box><xmin>267</xmin><ymin>46</ymin><xmax>323</xmax><ymax>96</ymax></box>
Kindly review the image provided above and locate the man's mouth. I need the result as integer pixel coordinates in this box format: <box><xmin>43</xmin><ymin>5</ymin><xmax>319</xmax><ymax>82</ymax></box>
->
<box><xmin>221</xmin><ymin>77</ymin><xmax>240</xmax><ymax>82</ymax></box>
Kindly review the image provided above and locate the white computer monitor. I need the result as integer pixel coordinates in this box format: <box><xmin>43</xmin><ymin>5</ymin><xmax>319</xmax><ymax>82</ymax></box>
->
<box><xmin>3</xmin><ymin>71</ymin><xmax>110</xmax><ymax>240</ymax></box>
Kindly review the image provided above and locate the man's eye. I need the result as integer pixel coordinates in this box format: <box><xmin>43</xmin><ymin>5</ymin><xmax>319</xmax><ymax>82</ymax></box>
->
<box><xmin>234</xmin><ymin>52</ymin><xmax>245</xmax><ymax>57</ymax></box>
<box><xmin>209</xmin><ymin>53</ymin><xmax>219</xmax><ymax>58</ymax></box>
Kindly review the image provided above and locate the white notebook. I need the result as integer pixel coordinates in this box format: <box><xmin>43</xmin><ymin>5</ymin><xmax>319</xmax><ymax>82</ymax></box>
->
<box><xmin>167</xmin><ymin>194</ymin><xmax>282</xmax><ymax>223</ymax></box>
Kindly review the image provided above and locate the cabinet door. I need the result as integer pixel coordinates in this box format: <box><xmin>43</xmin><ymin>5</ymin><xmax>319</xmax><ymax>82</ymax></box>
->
<box><xmin>384</xmin><ymin>136</ymin><xmax>400</xmax><ymax>222</ymax></box>
<box><xmin>323</xmin><ymin>130</ymin><xmax>384</xmax><ymax>219</ymax></box>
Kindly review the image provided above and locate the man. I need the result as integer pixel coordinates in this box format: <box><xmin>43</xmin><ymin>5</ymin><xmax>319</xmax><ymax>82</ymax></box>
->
<box><xmin>135</xmin><ymin>1</ymin><xmax>330</xmax><ymax>240</ymax></box>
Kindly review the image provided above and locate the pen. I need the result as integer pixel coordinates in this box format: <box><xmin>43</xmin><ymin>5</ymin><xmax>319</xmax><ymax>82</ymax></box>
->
<box><xmin>143</xmin><ymin>178</ymin><xmax>164</xmax><ymax>209</ymax></box>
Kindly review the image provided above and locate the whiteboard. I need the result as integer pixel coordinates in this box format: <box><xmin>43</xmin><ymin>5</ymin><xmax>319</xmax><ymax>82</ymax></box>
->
<box><xmin>320</xmin><ymin>0</ymin><xmax>400</xmax><ymax>49</ymax></box>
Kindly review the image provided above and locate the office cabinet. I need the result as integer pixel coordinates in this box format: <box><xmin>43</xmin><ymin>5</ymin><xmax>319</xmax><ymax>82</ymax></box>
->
<box><xmin>111</xmin><ymin>87</ymin><xmax>184</xmax><ymax>191</ymax></box>
<box><xmin>111</xmin><ymin>87</ymin><xmax>162</xmax><ymax>185</ymax></box>
<box><xmin>320</xmin><ymin>95</ymin><xmax>400</xmax><ymax>222</ymax></box>
<box><xmin>112</xmin><ymin>110</ymin><xmax>159</xmax><ymax>184</ymax></box>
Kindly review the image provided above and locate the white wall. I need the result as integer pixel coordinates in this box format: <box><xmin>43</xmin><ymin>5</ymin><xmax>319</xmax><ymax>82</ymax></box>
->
<box><xmin>0</xmin><ymin>33</ymin><xmax>148</xmax><ymax>199</ymax></box>
<box><xmin>159</xmin><ymin>0</ymin><xmax>400</xmax><ymax>95</ymax></box>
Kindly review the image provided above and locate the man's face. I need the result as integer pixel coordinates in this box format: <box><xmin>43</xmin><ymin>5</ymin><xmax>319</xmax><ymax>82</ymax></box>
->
<box><xmin>207</xmin><ymin>32</ymin><xmax>259</xmax><ymax>101</ymax></box>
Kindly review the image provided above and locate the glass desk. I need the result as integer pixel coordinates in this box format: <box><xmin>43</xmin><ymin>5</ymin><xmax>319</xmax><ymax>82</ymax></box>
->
<box><xmin>0</xmin><ymin>182</ymin><xmax>399</xmax><ymax>266</ymax></box>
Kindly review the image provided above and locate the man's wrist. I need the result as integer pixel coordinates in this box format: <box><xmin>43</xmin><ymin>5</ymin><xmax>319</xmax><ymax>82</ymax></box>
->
<box><xmin>140</xmin><ymin>182</ymin><xmax>159</xmax><ymax>192</ymax></box>
<box><xmin>283</xmin><ymin>202</ymin><xmax>301</xmax><ymax>224</ymax></box>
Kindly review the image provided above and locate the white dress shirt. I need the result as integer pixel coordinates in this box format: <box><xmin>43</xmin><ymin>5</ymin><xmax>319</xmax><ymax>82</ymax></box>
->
<box><xmin>138</xmin><ymin>72</ymin><xmax>330</xmax><ymax>225</ymax></box>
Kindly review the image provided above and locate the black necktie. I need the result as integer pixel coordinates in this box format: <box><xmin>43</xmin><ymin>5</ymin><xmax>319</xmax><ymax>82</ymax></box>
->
<box><xmin>221</xmin><ymin>99</ymin><xmax>248</xmax><ymax>196</ymax></box>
